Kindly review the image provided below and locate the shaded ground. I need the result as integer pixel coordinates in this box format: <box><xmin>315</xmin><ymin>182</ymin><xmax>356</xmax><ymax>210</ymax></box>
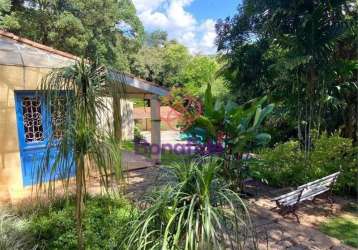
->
<box><xmin>244</xmin><ymin>180</ymin><xmax>356</xmax><ymax>228</ymax></box>
<box><xmin>124</xmin><ymin>167</ymin><xmax>357</xmax><ymax>250</ymax></box>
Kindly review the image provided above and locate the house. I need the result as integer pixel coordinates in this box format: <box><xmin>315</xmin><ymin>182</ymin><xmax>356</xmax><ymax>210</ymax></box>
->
<box><xmin>0</xmin><ymin>30</ymin><xmax>168</xmax><ymax>204</ymax></box>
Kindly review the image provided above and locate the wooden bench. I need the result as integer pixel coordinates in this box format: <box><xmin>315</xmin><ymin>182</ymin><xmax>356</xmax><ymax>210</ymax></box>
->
<box><xmin>272</xmin><ymin>172</ymin><xmax>340</xmax><ymax>223</ymax></box>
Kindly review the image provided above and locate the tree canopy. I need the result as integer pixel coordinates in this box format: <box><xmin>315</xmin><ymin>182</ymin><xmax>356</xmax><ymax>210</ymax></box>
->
<box><xmin>1</xmin><ymin>0</ymin><xmax>144</xmax><ymax>70</ymax></box>
<box><xmin>216</xmin><ymin>0</ymin><xmax>358</xmax><ymax>144</ymax></box>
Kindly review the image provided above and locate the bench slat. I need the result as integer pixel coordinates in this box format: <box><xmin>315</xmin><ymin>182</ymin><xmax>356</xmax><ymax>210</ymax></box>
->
<box><xmin>273</xmin><ymin>172</ymin><xmax>339</xmax><ymax>202</ymax></box>
<box><xmin>281</xmin><ymin>186</ymin><xmax>329</xmax><ymax>206</ymax></box>
<box><xmin>272</xmin><ymin>172</ymin><xmax>340</xmax><ymax>209</ymax></box>
<box><xmin>297</xmin><ymin>172</ymin><xmax>340</xmax><ymax>190</ymax></box>
<box><xmin>279</xmin><ymin>186</ymin><xmax>325</xmax><ymax>205</ymax></box>
<box><xmin>272</xmin><ymin>189</ymin><xmax>303</xmax><ymax>201</ymax></box>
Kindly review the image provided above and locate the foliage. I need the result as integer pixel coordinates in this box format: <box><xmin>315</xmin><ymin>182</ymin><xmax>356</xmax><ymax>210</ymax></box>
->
<box><xmin>160</xmin><ymin>150</ymin><xmax>194</xmax><ymax>166</ymax></box>
<box><xmin>250</xmin><ymin>132</ymin><xmax>358</xmax><ymax>195</ymax></box>
<box><xmin>0</xmin><ymin>210</ymin><xmax>35</xmax><ymax>250</ymax></box>
<box><xmin>216</xmin><ymin>0</ymin><xmax>358</xmax><ymax>144</ymax></box>
<box><xmin>28</xmin><ymin>195</ymin><xmax>137</xmax><ymax>250</ymax></box>
<box><xmin>39</xmin><ymin>60</ymin><xmax>125</xmax><ymax>248</ymax></box>
<box><xmin>177</xmin><ymin>55</ymin><xmax>229</xmax><ymax>99</ymax></box>
<box><xmin>193</xmin><ymin>84</ymin><xmax>274</xmax><ymax>152</ymax></box>
<box><xmin>124</xmin><ymin>157</ymin><xmax>257</xmax><ymax>250</ymax></box>
<box><xmin>1</xmin><ymin>0</ymin><xmax>144</xmax><ymax>70</ymax></box>
<box><xmin>0</xmin><ymin>0</ymin><xmax>10</xmax><ymax>16</ymax></box>
<box><xmin>319</xmin><ymin>213</ymin><xmax>358</xmax><ymax>248</ymax></box>
<box><xmin>145</xmin><ymin>30</ymin><xmax>168</xmax><ymax>47</ymax></box>
<box><xmin>134</xmin><ymin>125</ymin><xmax>144</xmax><ymax>142</ymax></box>
<box><xmin>131</xmin><ymin>39</ymin><xmax>190</xmax><ymax>88</ymax></box>
<box><xmin>184</xmin><ymin>84</ymin><xmax>273</xmax><ymax>188</ymax></box>
<box><xmin>131</xmin><ymin>31</ymin><xmax>228</xmax><ymax>96</ymax></box>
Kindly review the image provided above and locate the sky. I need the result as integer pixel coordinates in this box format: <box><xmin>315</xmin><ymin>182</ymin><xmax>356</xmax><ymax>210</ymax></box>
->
<box><xmin>132</xmin><ymin>0</ymin><xmax>239</xmax><ymax>54</ymax></box>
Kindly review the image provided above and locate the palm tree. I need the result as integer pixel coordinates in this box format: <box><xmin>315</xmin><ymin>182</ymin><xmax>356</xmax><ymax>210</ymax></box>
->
<box><xmin>38</xmin><ymin>60</ymin><xmax>125</xmax><ymax>249</ymax></box>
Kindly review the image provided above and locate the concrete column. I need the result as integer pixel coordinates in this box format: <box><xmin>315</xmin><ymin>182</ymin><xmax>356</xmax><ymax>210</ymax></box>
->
<box><xmin>150</xmin><ymin>95</ymin><xmax>161</xmax><ymax>164</ymax></box>
<box><xmin>113</xmin><ymin>98</ymin><xmax>134</xmax><ymax>141</ymax></box>
<box><xmin>113</xmin><ymin>97</ymin><xmax>122</xmax><ymax>141</ymax></box>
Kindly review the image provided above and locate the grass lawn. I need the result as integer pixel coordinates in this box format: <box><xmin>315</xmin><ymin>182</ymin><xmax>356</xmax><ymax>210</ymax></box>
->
<box><xmin>319</xmin><ymin>211</ymin><xmax>358</xmax><ymax>248</ymax></box>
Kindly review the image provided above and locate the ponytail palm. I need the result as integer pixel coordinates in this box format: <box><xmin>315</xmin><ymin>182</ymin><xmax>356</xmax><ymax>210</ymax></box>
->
<box><xmin>38</xmin><ymin>60</ymin><xmax>125</xmax><ymax>249</ymax></box>
<box><xmin>125</xmin><ymin>158</ymin><xmax>257</xmax><ymax>250</ymax></box>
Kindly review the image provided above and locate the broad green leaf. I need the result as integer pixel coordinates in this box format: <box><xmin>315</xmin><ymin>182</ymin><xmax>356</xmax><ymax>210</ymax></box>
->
<box><xmin>204</xmin><ymin>83</ymin><xmax>214</xmax><ymax>116</ymax></box>
<box><xmin>255</xmin><ymin>133</ymin><xmax>271</xmax><ymax>145</ymax></box>
<box><xmin>195</xmin><ymin>116</ymin><xmax>216</xmax><ymax>138</ymax></box>
<box><xmin>254</xmin><ymin>104</ymin><xmax>274</xmax><ymax>127</ymax></box>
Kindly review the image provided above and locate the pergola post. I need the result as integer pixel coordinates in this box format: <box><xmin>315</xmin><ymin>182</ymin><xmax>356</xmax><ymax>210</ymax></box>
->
<box><xmin>150</xmin><ymin>95</ymin><xmax>161</xmax><ymax>164</ymax></box>
<box><xmin>113</xmin><ymin>97</ymin><xmax>122</xmax><ymax>141</ymax></box>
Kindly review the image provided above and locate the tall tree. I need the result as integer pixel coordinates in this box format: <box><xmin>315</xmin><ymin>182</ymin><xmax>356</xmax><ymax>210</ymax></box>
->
<box><xmin>2</xmin><ymin>0</ymin><xmax>144</xmax><ymax>71</ymax></box>
<box><xmin>177</xmin><ymin>55</ymin><xmax>229</xmax><ymax>98</ymax></box>
<box><xmin>216</xmin><ymin>0</ymin><xmax>357</xmax><ymax>143</ymax></box>
<box><xmin>0</xmin><ymin>0</ymin><xmax>12</xmax><ymax>25</ymax></box>
<box><xmin>145</xmin><ymin>30</ymin><xmax>167</xmax><ymax>47</ymax></box>
<box><xmin>130</xmin><ymin>37</ymin><xmax>190</xmax><ymax>88</ymax></box>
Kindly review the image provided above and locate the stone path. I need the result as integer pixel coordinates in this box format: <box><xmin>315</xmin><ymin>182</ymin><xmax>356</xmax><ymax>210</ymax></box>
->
<box><xmin>124</xmin><ymin>167</ymin><xmax>356</xmax><ymax>250</ymax></box>
<box><xmin>250</xmin><ymin>204</ymin><xmax>355</xmax><ymax>250</ymax></box>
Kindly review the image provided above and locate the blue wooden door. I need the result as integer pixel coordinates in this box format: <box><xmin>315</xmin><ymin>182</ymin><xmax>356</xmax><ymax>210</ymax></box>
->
<box><xmin>15</xmin><ymin>91</ymin><xmax>75</xmax><ymax>186</ymax></box>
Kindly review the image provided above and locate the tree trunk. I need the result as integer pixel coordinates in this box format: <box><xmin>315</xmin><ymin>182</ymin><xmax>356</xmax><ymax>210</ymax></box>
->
<box><xmin>76</xmin><ymin>155</ymin><xmax>85</xmax><ymax>250</ymax></box>
<box><xmin>343</xmin><ymin>94</ymin><xmax>358</xmax><ymax>145</ymax></box>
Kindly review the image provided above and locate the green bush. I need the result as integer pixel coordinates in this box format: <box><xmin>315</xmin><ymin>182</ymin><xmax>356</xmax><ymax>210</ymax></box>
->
<box><xmin>28</xmin><ymin>195</ymin><xmax>137</xmax><ymax>250</ymax></box>
<box><xmin>250</xmin><ymin>132</ymin><xmax>358</xmax><ymax>195</ymax></box>
<box><xmin>0</xmin><ymin>210</ymin><xmax>35</xmax><ymax>250</ymax></box>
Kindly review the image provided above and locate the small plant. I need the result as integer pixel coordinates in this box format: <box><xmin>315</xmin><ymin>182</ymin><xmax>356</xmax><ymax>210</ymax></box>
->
<box><xmin>0</xmin><ymin>210</ymin><xmax>35</xmax><ymax>250</ymax></box>
<box><xmin>28</xmin><ymin>195</ymin><xmax>137</xmax><ymax>250</ymax></box>
<box><xmin>124</xmin><ymin>157</ymin><xmax>257</xmax><ymax>250</ymax></box>
<box><xmin>134</xmin><ymin>125</ymin><xmax>145</xmax><ymax>142</ymax></box>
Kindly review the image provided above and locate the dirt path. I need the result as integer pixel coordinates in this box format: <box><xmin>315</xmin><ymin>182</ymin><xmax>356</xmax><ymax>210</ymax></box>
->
<box><xmin>250</xmin><ymin>203</ymin><xmax>355</xmax><ymax>250</ymax></box>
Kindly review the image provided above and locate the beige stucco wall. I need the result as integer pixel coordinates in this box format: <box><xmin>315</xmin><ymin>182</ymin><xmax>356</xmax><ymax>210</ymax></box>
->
<box><xmin>0</xmin><ymin>65</ymin><xmax>136</xmax><ymax>204</ymax></box>
<box><xmin>120</xmin><ymin>99</ymin><xmax>134</xmax><ymax>140</ymax></box>
<box><xmin>0</xmin><ymin>65</ymin><xmax>52</xmax><ymax>204</ymax></box>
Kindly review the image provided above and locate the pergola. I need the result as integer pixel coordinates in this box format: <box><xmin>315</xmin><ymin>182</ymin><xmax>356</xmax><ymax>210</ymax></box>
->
<box><xmin>108</xmin><ymin>71</ymin><xmax>169</xmax><ymax>163</ymax></box>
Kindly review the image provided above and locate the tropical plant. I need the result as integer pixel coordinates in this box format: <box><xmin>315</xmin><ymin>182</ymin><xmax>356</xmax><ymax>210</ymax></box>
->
<box><xmin>124</xmin><ymin>157</ymin><xmax>257</xmax><ymax>250</ymax></box>
<box><xmin>38</xmin><ymin>60</ymin><xmax>125</xmax><ymax>249</ymax></box>
<box><xmin>216</xmin><ymin>0</ymin><xmax>358</xmax><ymax>145</ymax></box>
<box><xmin>0</xmin><ymin>209</ymin><xmax>35</xmax><ymax>250</ymax></box>
<box><xmin>188</xmin><ymin>84</ymin><xmax>274</xmax><ymax>188</ymax></box>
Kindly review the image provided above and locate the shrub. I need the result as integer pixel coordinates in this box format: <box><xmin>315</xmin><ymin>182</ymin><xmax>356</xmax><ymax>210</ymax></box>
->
<box><xmin>125</xmin><ymin>158</ymin><xmax>257</xmax><ymax>250</ymax></box>
<box><xmin>28</xmin><ymin>195</ymin><xmax>137</xmax><ymax>250</ymax></box>
<box><xmin>0</xmin><ymin>210</ymin><xmax>35</xmax><ymax>250</ymax></box>
<box><xmin>250</xmin><ymin>132</ymin><xmax>358</xmax><ymax>195</ymax></box>
<box><xmin>134</xmin><ymin>126</ymin><xmax>144</xmax><ymax>142</ymax></box>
